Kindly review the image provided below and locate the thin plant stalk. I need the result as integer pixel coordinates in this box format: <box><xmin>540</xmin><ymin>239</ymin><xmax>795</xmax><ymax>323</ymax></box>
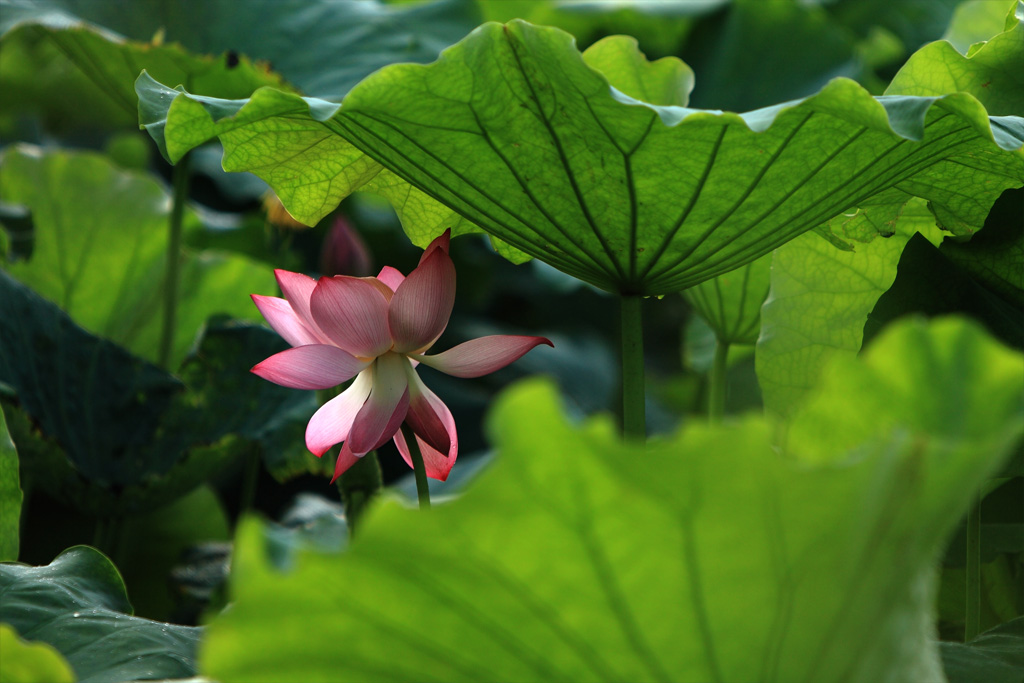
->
<box><xmin>965</xmin><ymin>492</ymin><xmax>982</xmax><ymax>641</ymax></box>
<box><xmin>337</xmin><ymin>450</ymin><xmax>383</xmax><ymax>531</ymax></box>
<box><xmin>402</xmin><ymin>424</ymin><xmax>431</xmax><ymax>509</ymax></box>
<box><xmin>158</xmin><ymin>152</ymin><xmax>192</xmax><ymax>369</ymax></box>
<box><xmin>620</xmin><ymin>295</ymin><xmax>645</xmax><ymax>441</ymax></box>
<box><xmin>238</xmin><ymin>448</ymin><xmax>261</xmax><ymax>516</ymax></box>
<box><xmin>708</xmin><ymin>339</ymin><xmax>729</xmax><ymax>423</ymax></box>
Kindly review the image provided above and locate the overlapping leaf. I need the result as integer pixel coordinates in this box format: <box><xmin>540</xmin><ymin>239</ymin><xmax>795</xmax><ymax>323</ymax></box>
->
<box><xmin>0</xmin><ymin>407</ymin><xmax>21</xmax><ymax>562</ymax></box>
<box><xmin>0</xmin><ymin>546</ymin><xmax>200</xmax><ymax>683</ymax></box>
<box><xmin>0</xmin><ymin>145</ymin><xmax>276</xmax><ymax>369</ymax></box>
<box><xmin>138</xmin><ymin>20</ymin><xmax>1024</xmax><ymax>295</ymax></box>
<box><xmin>201</xmin><ymin>317</ymin><xmax>1022</xmax><ymax>682</ymax></box>
<box><xmin>682</xmin><ymin>255</ymin><xmax>770</xmax><ymax>345</ymax></box>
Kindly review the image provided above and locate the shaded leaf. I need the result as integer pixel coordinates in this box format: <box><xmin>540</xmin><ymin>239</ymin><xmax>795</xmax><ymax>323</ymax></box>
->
<box><xmin>138</xmin><ymin>21</ymin><xmax>1024</xmax><ymax>295</ymax></box>
<box><xmin>0</xmin><ymin>270</ymin><xmax>184</xmax><ymax>488</ymax></box>
<box><xmin>866</xmin><ymin>232</ymin><xmax>1023</xmax><ymax>349</ymax></box>
<box><xmin>0</xmin><ymin>546</ymin><xmax>200</xmax><ymax>683</ymax></box>
<box><xmin>200</xmin><ymin>317</ymin><xmax>1022</xmax><ymax>682</ymax></box>
<box><xmin>0</xmin><ymin>0</ymin><xmax>291</xmax><ymax>132</ymax></box>
<box><xmin>940</xmin><ymin>616</ymin><xmax>1024</xmax><ymax>683</ymax></box>
<box><xmin>0</xmin><ymin>623</ymin><xmax>75</xmax><ymax>683</ymax></box>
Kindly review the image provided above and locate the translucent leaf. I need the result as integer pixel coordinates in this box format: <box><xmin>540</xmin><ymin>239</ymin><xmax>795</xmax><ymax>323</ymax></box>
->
<box><xmin>0</xmin><ymin>145</ymin><xmax>277</xmax><ymax>369</ymax></box>
<box><xmin>137</xmin><ymin>21</ymin><xmax>1024</xmax><ymax>295</ymax></box>
<box><xmin>199</xmin><ymin>317</ymin><xmax>1023</xmax><ymax>682</ymax></box>
<box><xmin>682</xmin><ymin>255</ymin><xmax>770</xmax><ymax>345</ymax></box>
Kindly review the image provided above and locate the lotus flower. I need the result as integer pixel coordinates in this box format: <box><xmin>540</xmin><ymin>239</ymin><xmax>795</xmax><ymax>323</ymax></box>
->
<box><xmin>251</xmin><ymin>231</ymin><xmax>552</xmax><ymax>482</ymax></box>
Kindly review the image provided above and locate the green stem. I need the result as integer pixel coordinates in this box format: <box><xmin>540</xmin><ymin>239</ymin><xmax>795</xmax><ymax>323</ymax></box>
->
<box><xmin>158</xmin><ymin>153</ymin><xmax>191</xmax><ymax>369</ymax></box>
<box><xmin>965</xmin><ymin>492</ymin><xmax>982</xmax><ymax>641</ymax></box>
<box><xmin>336</xmin><ymin>450</ymin><xmax>383</xmax><ymax>531</ymax></box>
<box><xmin>239</xmin><ymin>448</ymin><xmax>261</xmax><ymax>517</ymax></box>
<box><xmin>402</xmin><ymin>424</ymin><xmax>431</xmax><ymax>509</ymax></box>
<box><xmin>620</xmin><ymin>295</ymin><xmax>645</xmax><ymax>441</ymax></box>
<box><xmin>708</xmin><ymin>339</ymin><xmax>729</xmax><ymax>423</ymax></box>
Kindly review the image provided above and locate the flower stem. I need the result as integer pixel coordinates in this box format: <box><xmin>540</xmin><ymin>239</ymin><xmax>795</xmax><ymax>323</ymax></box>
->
<box><xmin>708</xmin><ymin>338</ymin><xmax>729</xmax><ymax>423</ymax></box>
<box><xmin>337</xmin><ymin>450</ymin><xmax>383</xmax><ymax>531</ymax></box>
<box><xmin>965</xmin><ymin>492</ymin><xmax>982</xmax><ymax>641</ymax></box>
<box><xmin>402</xmin><ymin>424</ymin><xmax>431</xmax><ymax>509</ymax></box>
<box><xmin>620</xmin><ymin>295</ymin><xmax>645</xmax><ymax>441</ymax></box>
<box><xmin>238</xmin><ymin>448</ymin><xmax>261</xmax><ymax>516</ymax></box>
<box><xmin>158</xmin><ymin>152</ymin><xmax>191</xmax><ymax>369</ymax></box>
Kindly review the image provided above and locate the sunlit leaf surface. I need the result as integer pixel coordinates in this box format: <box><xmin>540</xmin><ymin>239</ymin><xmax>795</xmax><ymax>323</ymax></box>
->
<box><xmin>683</xmin><ymin>255</ymin><xmax>770</xmax><ymax>345</ymax></box>
<box><xmin>201</xmin><ymin>318</ymin><xmax>1022</xmax><ymax>682</ymax></box>
<box><xmin>138</xmin><ymin>21</ymin><xmax>1024</xmax><ymax>295</ymax></box>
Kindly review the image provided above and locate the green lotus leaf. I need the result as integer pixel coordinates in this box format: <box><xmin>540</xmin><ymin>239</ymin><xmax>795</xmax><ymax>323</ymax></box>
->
<box><xmin>0</xmin><ymin>0</ymin><xmax>292</xmax><ymax>133</ymax></box>
<box><xmin>137</xmin><ymin>21</ymin><xmax>1024</xmax><ymax>295</ymax></box>
<box><xmin>0</xmin><ymin>145</ymin><xmax>276</xmax><ymax>369</ymax></box>
<box><xmin>0</xmin><ymin>624</ymin><xmax>75</xmax><ymax>683</ymax></box>
<box><xmin>0</xmin><ymin>546</ymin><xmax>200</xmax><ymax>683</ymax></box>
<box><xmin>756</xmin><ymin>198</ymin><xmax>942</xmax><ymax>417</ymax></box>
<box><xmin>0</xmin><ymin>406</ymin><xmax>21</xmax><ymax>562</ymax></box>
<box><xmin>887</xmin><ymin>0</ymin><xmax>1024</xmax><ymax>115</ymax></box>
<box><xmin>940</xmin><ymin>616</ymin><xmax>1024</xmax><ymax>683</ymax></box>
<box><xmin>682</xmin><ymin>254</ymin><xmax>770</xmax><ymax>345</ymax></box>
<box><xmin>199</xmin><ymin>317</ymin><xmax>1022</xmax><ymax>682</ymax></box>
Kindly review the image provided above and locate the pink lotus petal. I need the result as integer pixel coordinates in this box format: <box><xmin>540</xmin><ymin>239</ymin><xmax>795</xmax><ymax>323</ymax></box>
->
<box><xmin>252</xmin><ymin>345</ymin><xmax>369</xmax><ymax>390</ymax></box>
<box><xmin>376</xmin><ymin>266</ymin><xmax>405</xmax><ymax>292</ymax></box>
<box><xmin>305</xmin><ymin>372</ymin><xmax>373</xmax><ymax>456</ymax></box>
<box><xmin>275</xmin><ymin>270</ymin><xmax>324</xmax><ymax>339</ymax></box>
<box><xmin>329</xmin><ymin>442</ymin><xmax>362</xmax><ymax>484</ymax></box>
<box><xmin>418</xmin><ymin>229</ymin><xmax>451</xmax><ymax>265</ymax></box>
<box><xmin>251</xmin><ymin>295</ymin><xmax>324</xmax><ymax>347</ymax></box>
<box><xmin>414</xmin><ymin>335</ymin><xmax>553</xmax><ymax>378</ymax></box>
<box><xmin>404</xmin><ymin>370</ymin><xmax>451</xmax><ymax>455</ymax></box>
<box><xmin>360</xmin><ymin>276</ymin><xmax>396</xmax><ymax>302</ymax></box>
<box><xmin>310</xmin><ymin>276</ymin><xmax>393</xmax><ymax>358</ymax></box>
<box><xmin>347</xmin><ymin>353</ymin><xmax>411</xmax><ymax>455</ymax></box>
<box><xmin>394</xmin><ymin>381</ymin><xmax>457</xmax><ymax>481</ymax></box>
<box><xmin>388</xmin><ymin>244</ymin><xmax>455</xmax><ymax>353</ymax></box>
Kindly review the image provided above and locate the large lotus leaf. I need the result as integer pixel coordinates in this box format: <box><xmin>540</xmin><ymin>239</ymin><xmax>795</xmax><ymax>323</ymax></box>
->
<box><xmin>0</xmin><ymin>624</ymin><xmax>75</xmax><ymax>683</ymax></box>
<box><xmin>886</xmin><ymin>0</ymin><xmax>1024</xmax><ymax>116</ymax></box>
<box><xmin>0</xmin><ymin>145</ymin><xmax>276</xmax><ymax>369</ymax></box>
<box><xmin>0</xmin><ymin>546</ymin><xmax>200</xmax><ymax>683</ymax></box>
<box><xmin>756</xmin><ymin>198</ymin><xmax>942</xmax><ymax>417</ymax></box>
<box><xmin>199</xmin><ymin>318</ymin><xmax>1022</xmax><ymax>682</ymax></box>
<box><xmin>0</xmin><ymin>406</ymin><xmax>21</xmax><ymax>562</ymax></box>
<box><xmin>682</xmin><ymin>254</ymin><xmax>770</xmax><ymax>345</ymax></box>
<box><xmin>0</xmin><ymin>0</ymin><xmax>291</xmax><ymax>132</ymax></box>
<box><xmin>137</xmin><ymin>21</ymin><xmax>1024</xmax><ymax>296</ymax></box>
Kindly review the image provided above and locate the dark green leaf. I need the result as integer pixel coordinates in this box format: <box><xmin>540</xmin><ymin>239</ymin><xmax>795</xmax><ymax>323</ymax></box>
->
<box><xmin>941</xmin><ymin>616</ymin><xmax>1024</xmax><ymax>683</ymax></box>
<box><xmin>0</xmin><ymin>270</ymin><xmax>184</xmax><ymax>488</ymax></box>
<box><xmin>0</xmin><ymin>546</ymin><xmax>200</xmax><ymax>683</ymax></box>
